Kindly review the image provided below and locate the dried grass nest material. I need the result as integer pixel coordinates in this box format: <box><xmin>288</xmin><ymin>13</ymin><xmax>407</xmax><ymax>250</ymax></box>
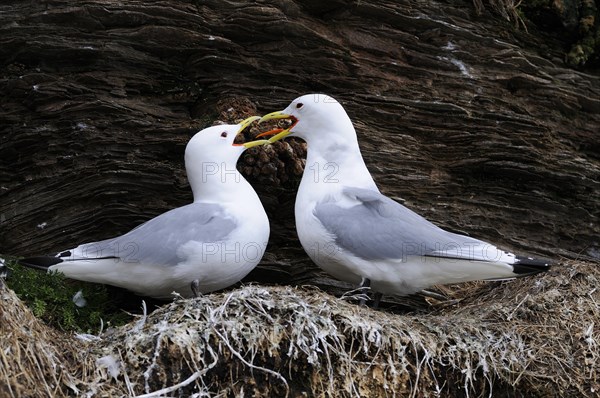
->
<box><xmin>0</xmin><ymin>278</ymin><xmax>82</xmax><ymax>398</ymax></box>
<box><xmin>2</xmin><ymin>260</ymin><xmax>599</xmax><ymax>397</ymax></box>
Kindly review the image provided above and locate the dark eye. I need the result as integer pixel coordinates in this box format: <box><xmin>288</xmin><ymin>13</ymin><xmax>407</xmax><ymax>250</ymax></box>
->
<box><xmin>296</xmin><ymin>102</ymin><xmax>304</xmax><ymax>109</ymax></box>
<box><xmin>220</xmin><ymin>132</ymin><xmax>228</xmax><ymax>138</ymax></box>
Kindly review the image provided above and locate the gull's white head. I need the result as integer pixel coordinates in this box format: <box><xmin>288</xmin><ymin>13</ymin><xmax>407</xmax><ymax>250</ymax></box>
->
<box><xmin>258</xmin><ymin>94</ymin><xmax>356</xmax><ymax>145</ymax></box>
<box><xmin>185</xmin><ymin>116</ymin><xmax>267</xmax><ymax>201</ymax></box>
<box><xmin>257</xmin><ymin>94</ymin><xmax>376</xmax><ymax>190</ymax></box>
<box><xmin>185</xmin><ymin>116</ymin><xmax>265</xmax><ymax>165</ymax></box>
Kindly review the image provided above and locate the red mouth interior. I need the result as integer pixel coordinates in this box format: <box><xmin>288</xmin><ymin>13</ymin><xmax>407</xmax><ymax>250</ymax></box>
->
<box><xmin>257</xmin><ymin>116</ymin><xmax>298</xmax><ymax>138</ymax></box>
<box><xmin>232</xmin><ymin>120</ymin><xmax>258</xmax><ymax>146</ymax></box>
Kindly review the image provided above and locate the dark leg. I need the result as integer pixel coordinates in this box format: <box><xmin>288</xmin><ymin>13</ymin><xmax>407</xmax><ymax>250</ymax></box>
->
<box><xmin>191</xmin><ymin>279</ymin><xmax>201</xmax><ymax>298</ymax></box>
<box><xmin>420</xmin><ymin>289</ymin><xmax>448</xmax><ymax>301</ymax></box>
<box><xmin>372</xmin><ymin>292</ymin><xmax>383</xmax><ymax>309</ymax></box>
<box><xmin>358</xmin><ymin>278</ymin><xmax>371</xmax><ymax>306</ymax></box>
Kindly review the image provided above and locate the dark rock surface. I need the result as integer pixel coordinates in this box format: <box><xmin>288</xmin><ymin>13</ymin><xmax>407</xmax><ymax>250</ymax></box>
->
<box><xmin>1</xmin><ymin>1</ymin><xmax>599</xmax><ymax>295</ymax></box>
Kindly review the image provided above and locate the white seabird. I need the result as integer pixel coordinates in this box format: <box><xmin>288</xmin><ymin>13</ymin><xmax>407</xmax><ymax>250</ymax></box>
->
<box><xmin>20</xmin><ymin>117</ymin><xmax>270</xmax><ymax>298</ymax></box>
<box><xmin>258</xmin><ymin>94</ymin><xmax>551</xmax><ymax>302</ymax></box>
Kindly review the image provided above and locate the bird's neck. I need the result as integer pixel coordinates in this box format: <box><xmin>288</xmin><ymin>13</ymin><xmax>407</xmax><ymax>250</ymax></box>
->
<box><xmin>186</xmin><ymin>161</ymin><xmax>254</xmax><ymax>205</ymax></box>
<box><xmin>301</xmin><ymin>134</ymin><xmax>377</xmax><ymax>193</ymax></box>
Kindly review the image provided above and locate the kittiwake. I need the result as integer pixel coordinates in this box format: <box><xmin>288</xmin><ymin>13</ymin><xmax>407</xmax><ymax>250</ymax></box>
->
<box><xmin>258</xmin><ymin>94</ymin><xmax>551</xmax><ymax>302</ymax></box>
<box><xmin>20</xmin><ymin>117</ymin><xmax>270</xmax><ymax>298</ymax></box>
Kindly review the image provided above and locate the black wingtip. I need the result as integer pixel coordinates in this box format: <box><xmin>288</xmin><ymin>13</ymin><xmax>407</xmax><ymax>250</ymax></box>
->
<box><xmin>512</xmin><ymin>256</ymin><xmax>552</xmax><ymax>275</ymax></box>
<box><xmin>19</xmin><ymin>256</ymin><xmax>63</xmax><ymax>270</ymax></box>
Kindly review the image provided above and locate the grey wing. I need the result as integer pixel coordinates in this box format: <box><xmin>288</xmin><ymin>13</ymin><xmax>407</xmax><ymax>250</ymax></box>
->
<box><xmin>71</xmin><ymin>202</ymin><xmax>236</xmax><ymax>266</ymax></box>
<box><xmin>313</xmin><ymin>187</ymin><xmax>486</xmax><ymax>261</ymax></box>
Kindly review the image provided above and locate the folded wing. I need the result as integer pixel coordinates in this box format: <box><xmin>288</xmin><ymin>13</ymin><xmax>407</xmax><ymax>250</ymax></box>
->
<box><xmin>313</xmin><ymin>187</ymin><xmax>541</xmax><ymax>268</ymax></box>
<box><xmin>21</xmin><ymin>202</ymin><xmax>237</xmax><ymax>268</ymax></box>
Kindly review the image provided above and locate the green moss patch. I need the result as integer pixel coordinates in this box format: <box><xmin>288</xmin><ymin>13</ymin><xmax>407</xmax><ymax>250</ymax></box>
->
<box><xmin>5</xmin><ymin>259</ymin><xmax>131</xmax><ymax>333</ymax></box>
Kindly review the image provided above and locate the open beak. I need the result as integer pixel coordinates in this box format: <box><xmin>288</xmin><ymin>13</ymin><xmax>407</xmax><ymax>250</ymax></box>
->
<box><xmin>233</xmin><ymin>116</ymin><xmax>270</xmax><ymax>148</ymax></box>
<box><xmin>256</xmin><ymin>111</ymin><xmax>298</xmax><ymax>143</ymax></box>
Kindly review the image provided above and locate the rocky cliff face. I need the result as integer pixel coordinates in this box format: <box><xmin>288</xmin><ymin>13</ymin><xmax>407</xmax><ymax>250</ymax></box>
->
<box><xmin>1</xmin><ymin>1</ymin><xmax>599</xmax><ymax>288</ymax></box>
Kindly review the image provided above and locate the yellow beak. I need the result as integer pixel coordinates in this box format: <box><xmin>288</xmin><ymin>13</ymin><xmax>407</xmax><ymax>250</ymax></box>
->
<box><xmin>257</xmin><ymin>111</ymin><xmax>296</xmax><ymax>144</ymax></box>
<box><xmin>234</xmin><ymin>116</ymin><xmax>270</xmax><ymax>148</ymax></box>
<box><xmin>236</xmin><ymin>116</ymin><xmax>261</xmax><ymax>135</ymax></box>
<box><xmin>258</xmin><ymin>111</ymin><xmax>292</xmax><ymax>124</ymax></box>
<box><xmin>242</xmin><ymin>139</ymin><xmax>270</xmax><ymax>148</ymax></box>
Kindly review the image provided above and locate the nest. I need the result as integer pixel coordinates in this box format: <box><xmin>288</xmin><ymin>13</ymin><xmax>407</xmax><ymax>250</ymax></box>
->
<box><xmin>1</xmin><ymin>260</ymin><xmax>598</xmax><ymax>397</ymax></box>
<box><xmin>0</xmin><ymin>278</ymin><xmax>82</xmax><ymax>397</ymax></box>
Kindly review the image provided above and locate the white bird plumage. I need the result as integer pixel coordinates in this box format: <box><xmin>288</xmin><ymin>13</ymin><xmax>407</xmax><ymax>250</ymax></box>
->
<box><xmin>20</xmin><ymin>119</ymin><xmax>270</xmax><ymax>298</ymax></box>
<box><xmin>259</xmin><ymin>94</ymin><xmax>550</xmax><ymax>298</ymax></box>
